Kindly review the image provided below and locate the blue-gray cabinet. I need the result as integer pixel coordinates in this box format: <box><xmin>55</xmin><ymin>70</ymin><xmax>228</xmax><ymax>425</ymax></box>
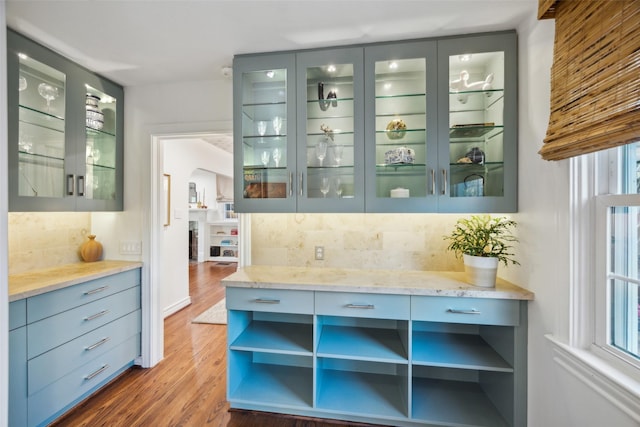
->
<box><xmin>233</xmin><ymin>47</ymin><xmax>365</xmax><ymax>213</ymax></box>
<box><xmin>226</xmin><ymin>287</ymin><xmax>528</xmax><ymax>426</ymax></box>
<box><xmin>7</xmin><ymin>29</ymin><xmax>124</xmax><ymax>212</ymax></box>
<box><xmin>233</xmin><ymin>31</ymin><xmax>518</xmax><ymax>213</ymax></box>
<box><xmin>8</xmin><ymin>268</ymin><xmax>141</xmax><ymax>427</ymax></box>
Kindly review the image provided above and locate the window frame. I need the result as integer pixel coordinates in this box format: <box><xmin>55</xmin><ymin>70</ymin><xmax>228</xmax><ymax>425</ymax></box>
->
<box><xmin>571</xmin><ymin>146</ymin><xmax>640</xmax><ymax>380</ymax></box>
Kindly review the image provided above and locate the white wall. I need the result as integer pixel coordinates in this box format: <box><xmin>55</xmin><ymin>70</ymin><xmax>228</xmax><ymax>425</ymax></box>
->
<box><xmin>516</xmin><ymin>15</ymin><xmax>637</xmax><ymax>427</ymax></box>
<box><xmin>161</xmin><ymin>139</ymin><xmax>232</xmax><ymax>316</ymax></box>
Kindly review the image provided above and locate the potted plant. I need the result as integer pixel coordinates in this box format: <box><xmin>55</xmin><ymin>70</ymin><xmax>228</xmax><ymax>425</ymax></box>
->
<box><xmin>443</xmin><ymin>215</ymin><xmax>519</xmax><ymax>287</ymax></box>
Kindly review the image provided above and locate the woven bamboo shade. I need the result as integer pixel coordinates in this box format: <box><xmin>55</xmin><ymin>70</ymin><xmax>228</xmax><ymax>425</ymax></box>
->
<box><xmin>538</xmin><ymin>0</ymin><xmax>640</xmax><ymax>161</ymax></box>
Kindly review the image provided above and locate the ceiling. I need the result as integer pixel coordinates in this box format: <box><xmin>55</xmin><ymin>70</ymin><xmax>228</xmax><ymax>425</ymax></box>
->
<box><xmin>5</xmin><ymin>0</ymin><xmax>537</xmax><ymax>152</ymax></box>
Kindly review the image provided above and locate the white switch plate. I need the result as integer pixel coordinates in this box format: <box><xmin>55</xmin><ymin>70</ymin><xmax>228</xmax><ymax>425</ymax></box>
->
<box><xmin>120</xmin><ymin>241</ymin><xmax>142</xmax><ymax>255</ymax></box>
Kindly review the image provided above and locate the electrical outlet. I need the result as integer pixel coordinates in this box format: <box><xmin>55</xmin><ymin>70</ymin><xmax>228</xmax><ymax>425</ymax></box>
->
<box><xmin>315</xmin><ymin>246</ymin><xmax>324</xmax><ymax>260</ymax></box>
<box><xmin>120</xmin><ymin>241</ymin><xmax>142</xmax><ymax>255</ymax></box>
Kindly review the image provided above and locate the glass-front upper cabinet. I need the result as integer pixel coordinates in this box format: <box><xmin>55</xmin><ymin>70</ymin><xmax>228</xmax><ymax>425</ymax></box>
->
<box><xmin>233</xmin><ymin>54</ymin><xmax>296</xmax><ymax>213</ymax></box>
<box><xmin>437</xmin><ymin>32</ymin><xmax>517</xmax><ymax>213</ymax></box>
<box><xmin>7</xmin><ymin>30</ymin><xmax>124</xmax><ymax>211</ymax></box>
<box><xmin>296</xmin><ymin>47</ymin><xmax>364</xmax><ymax>212</ymax></box>
<box><xmin>77</xmin><ymin>71</ymin><xmax>124</xmax><ymax>211</ymax></box>
<box><xmin>364</xmin><ymin>41</ymin><xmax>438</xmax><ymax>212</ymax></box>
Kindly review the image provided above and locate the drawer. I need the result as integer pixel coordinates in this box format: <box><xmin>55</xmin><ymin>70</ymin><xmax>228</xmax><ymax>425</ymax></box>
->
<box><xmin>27</xmin><ymin>268</ymin><xmax>141</xmax><ymax>323</ymax></box>
<box><xmin>10</xmin><ymin>299</ymin><xmax>26</xmax><ymax>330</ymax></box>
<box><xmin>226</xmin><ymin>287</ymin><xmax>314</xmax><ymax>314</ymax></box>
<box><xmin>411</xmin><ymin>296</ymin><xmax>520</xmax><ymax>326</ymax></box>
<box><xmin>28</xmin><ymin>286</ymin><xmax>140</xmax><ymax>359</ymax></box>
<box><xmin>28</xmin><ymin>334</ymin><xmax>140</xmax><ymax>427</ymax></box>
<box><xmin>315</xmin><ymin>292</ymin><xmax>410</xmax><ymax>320</ymax></box>
<box><xmin>28</xmin><ymin>310</ymin><xmax>141</xmax><ymax>395</ymax></box>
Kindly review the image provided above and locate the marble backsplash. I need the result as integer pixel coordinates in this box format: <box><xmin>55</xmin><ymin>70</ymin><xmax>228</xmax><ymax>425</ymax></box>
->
<box><xmin>8</xmin><ymin>212</ymin><xmax>92</xmax><ymax>275</ymax></box>
<box><xmin>250</xmin><ymin>213</ymin><xmax>465</xmax><ymax>271</ymax></box>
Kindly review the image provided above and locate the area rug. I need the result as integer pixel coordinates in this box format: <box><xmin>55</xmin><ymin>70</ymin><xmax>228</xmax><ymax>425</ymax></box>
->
<box><xmin>192</xmin><ymin>299</ymin><xmax>227</xmax><ymax>324</ymax></box>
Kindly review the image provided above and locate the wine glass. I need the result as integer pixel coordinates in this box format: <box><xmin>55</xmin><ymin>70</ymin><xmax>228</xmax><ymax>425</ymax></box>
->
<box><xmin>261</xmin><ymin>150</ymin><xmax>270</xmax><ymax>167</ymax></box>
<box><xmin>334</xmin><ymin>176</ymin><xmax>343</xmax><ymax>198</ymax></box>
<box><xmin>257</xmin><ymin>121</ymin><xmax>267</xmax><ymax>136</ymax></box>
<box><xmin>38</xmin><ymin>83</ymin><xmax>58</xmax><ymax>112</ymax></box>
<box><xmin>272</xmin><ymin>148</ymin><xmax>282</xmax><ymax>167</ymax></box>
<box><xmin>18</xmin><ymin>75</ymin><xmax>27</xmax><ymax>92</ymax></box>
<box><xmin>272</xmin><ymin>116</ymin><xmax>283</xmax><ymax>135</ymax></box>
<box><xmin>256</xmin><ymin>121</ymin><xmax>267</xmax><ymax>144</ymax></box>
<box><xmin>316</xmin><ymin>138</ymin><xmax>328</xmax><ymax>167</ymax></box>
<box><xmin>320</xmin><ymin>176</ymin><xmax>330</xmax><ymax>198</ymax></box>
<box><xmin>333</xmin><ymin>144</ymin><xmax>343</xmax><ymax>166</ymax></box>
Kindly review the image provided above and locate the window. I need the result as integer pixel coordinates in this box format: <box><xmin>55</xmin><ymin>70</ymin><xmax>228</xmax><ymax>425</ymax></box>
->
<box><xmin>592</xmin><ymin>142</ymin><xmax>640</xmax><ymax>372</ymax></box>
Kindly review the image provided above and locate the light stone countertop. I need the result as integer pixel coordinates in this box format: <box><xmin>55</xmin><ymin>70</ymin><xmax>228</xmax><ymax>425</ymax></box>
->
<box><xmin>222</xmin><ymin>265</ymin><xmax>534</xmax><ymax>300</ymax></box>
<box><xmin>9</xmin><ymin>260</ymin><xmax>143</xmax><ymax>302</ymax></box>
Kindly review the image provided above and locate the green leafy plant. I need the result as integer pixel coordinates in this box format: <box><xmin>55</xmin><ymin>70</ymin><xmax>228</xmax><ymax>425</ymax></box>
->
<box><xmin>444</xmin><ymin>215</ymin><xmax>520</xmax><ymax>266</ymax></box>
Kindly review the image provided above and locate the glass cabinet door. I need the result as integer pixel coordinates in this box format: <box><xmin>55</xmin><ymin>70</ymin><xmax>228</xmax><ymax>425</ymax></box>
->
<box><xmin>82</xmin><ymin>85</ymin><xmax>119</xmax><ymax>205</ymax></box>
<box><xmin>364</xmin><ymin>41</ymin><xmax>437</xmax><ymax>212</ymax></box>
<box><xmin>438</xmin><ymin>33</ymin><xmax>517</xmax><ymax>213</ymax></box>
<box><xmin>17</xmin><ymin>56</ymin><xmax>66</xmax><ymax>199</ymax></box>
<box><xmin>233</xmin><ymin>54</ymin><xmax>296</xmax><ymax>213</ymax></box>
<box><xmin>296</xmin><ymin>48</ymin><xmax>364</xmax><ymax>212</ymax></box>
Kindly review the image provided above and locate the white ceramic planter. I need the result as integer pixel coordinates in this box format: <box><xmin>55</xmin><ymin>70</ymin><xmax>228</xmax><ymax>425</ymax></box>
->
<box><xmin>463</xmin><ymin>254</ymin><xmax>499</xmax><ymax>287</ymax></box>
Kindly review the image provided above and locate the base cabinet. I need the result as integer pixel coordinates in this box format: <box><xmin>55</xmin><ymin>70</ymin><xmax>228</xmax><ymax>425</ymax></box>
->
<box><xmin>226</xmin><ymin>287</ymin><xmax>527</xmax><ymax>427</ymax></box>
<box><xmin>8</xmin><ymin>268</ymin><xmax>142</xmax><ymax>427</ymax></box>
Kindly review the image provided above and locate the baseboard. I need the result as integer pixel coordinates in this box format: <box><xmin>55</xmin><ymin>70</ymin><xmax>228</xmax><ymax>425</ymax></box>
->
<box><xmin>163</xmin><ymin>296</ymin><xmax>191</xmax><ymax>318</ymax></box>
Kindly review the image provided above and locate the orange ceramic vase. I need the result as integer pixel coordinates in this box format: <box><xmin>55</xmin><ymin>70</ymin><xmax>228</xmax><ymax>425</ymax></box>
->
<box><xmin>80</xmin><ymin>235</ymin><xmax>103</xmax><ymax>262</ymax></box>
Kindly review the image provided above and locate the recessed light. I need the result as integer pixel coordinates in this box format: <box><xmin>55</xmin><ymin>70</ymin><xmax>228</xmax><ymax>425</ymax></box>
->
<box><xmin>265</xmin><ymin>70</ymin><xmax>275</xmax><ymax>78</ymax></box>
<box><xmin>389</xmin><ymin>61</ymin><xmax>398</xmax><ymax>69</ymax></box>
<box><xmin>459</xmin><ymin>54</ymin><xmax>472</xmax><ymax>62</ymax></box>
<box><xmin>327</xmin><ymin>65</ymin><xmax>336</xmax><ymax>72</ymax></box>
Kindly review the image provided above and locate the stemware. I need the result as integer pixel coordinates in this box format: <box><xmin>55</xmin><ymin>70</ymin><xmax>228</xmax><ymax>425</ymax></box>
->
<box><xmin>257</xmin><ymin>121</ymin><xmax>267</xmax><ymax>136</ymax></box>
<box><xmin>333</xmin><ymin>144</ymin><xmax>343</xmax><ymax>166</ymax></box>
<box><xmin>334</xmin><ymin>176</ymin><xmax>343</xmax><ymax>198</ymax></box>
<box><xmin>38</xmin><ymin>83</ymin><xmax>58</xmax><ymax>112</ymax></box>
<box><xmin>18</xmin><ymin>75</ymin><xmax>27</xmax><ymax>92</ymax></box>
<box><xmin>320</xmin><ymin>176</ymin><xmax>330</xmax><ymax>198</ymax></box>
<box><xmin>261</xmin><ymin>150</ymin><xmax>270</xmax><ymax>167</ymax></box>
<box><xmin>272</xmin><ymin>116</ymin><xmax>283</xmax><ymax>135</ymax></box>
<box><xmin>272</xmin><ymin>148</ymin><xmax>282</xmax><ymax>167</ymax></box>
<box><xmin>316</xmin><ymin>138</ymin><xmax>328</xmax><ymax>167</ymax></box>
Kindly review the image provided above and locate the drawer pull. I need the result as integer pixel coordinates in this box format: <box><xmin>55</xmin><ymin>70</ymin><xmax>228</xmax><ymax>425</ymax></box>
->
<box><xmin>84</xmin><ymin>310</ymin><xmax>109</xmax><ymax>321</ymax></box>
<box><xmin>254</xmin><ymin>298</ymin><xmax>281</xmax><ymax>304</ymax></box>
<box><xmin>84</xmin><ymin>364</ymin><xmax>109</xmax><ymax>381</ymax></box>
<box><xmin>346</xmin><ymin>304</ymin><xmax>375</xmax><ymax>309</ymax></box>
<box><xmin>447</xmin><ymin>308</ymin><xmax>481</xmax><ymax>315</ymax></box>
<box><xmin>85</xmin><ymin>337</ymin><xmax>110</xmax><ymax>351</ymax></box>
<box><xmin>84</xmin><ymin>286</ymin><xmax>109</xmax><ymax>295</ymax></box>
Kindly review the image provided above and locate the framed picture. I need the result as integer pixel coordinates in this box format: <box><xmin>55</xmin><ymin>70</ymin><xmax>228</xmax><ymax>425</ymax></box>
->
<box><xmin>163</xmin><ymin>174</ymin><xmax>171</xmax><ymax>226</ymax></box>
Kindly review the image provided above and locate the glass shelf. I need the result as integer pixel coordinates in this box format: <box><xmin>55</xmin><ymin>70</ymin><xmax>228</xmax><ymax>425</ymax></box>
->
<box><xmin>18</xmin><ymin>151</ymin><xmax>64</xmax><ymax>166</ymax></box>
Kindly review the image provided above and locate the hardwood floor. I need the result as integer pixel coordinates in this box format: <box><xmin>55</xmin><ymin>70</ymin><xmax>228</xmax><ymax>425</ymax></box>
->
<box><xmin>52</xmin><ymin>262</ymin><xmax>378</xmax><ymax>427</ymax></box>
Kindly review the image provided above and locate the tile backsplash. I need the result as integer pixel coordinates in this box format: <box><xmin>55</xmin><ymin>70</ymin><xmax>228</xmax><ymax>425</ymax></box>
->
<box><xmin>8</xmin><ymin>212</ymin><xmax>92</xmax><ymax>274</ymax></box>
<box><xmin>251</xmin><ymin>213</ymin><xmax>464</xmax><ymax>271</ymax></box>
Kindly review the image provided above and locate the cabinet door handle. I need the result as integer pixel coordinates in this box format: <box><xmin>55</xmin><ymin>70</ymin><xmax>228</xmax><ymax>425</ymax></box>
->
<box><xmin>254</xmin><ymin>298</ymin><xmax>281</xmax><ymax>304</ymax></box>
<box><xmin>84</xmin><ymin>310</ymin><xmax>109</xmax><ymax>321</ymax></box>
<box><xmin>84</xmin><ymin>286</ymin><xmax>109</xmax><ymax>295</ymax></box>
<box><xmin>289</xmin><ymin>172</ymin><xmax>293</xmax><ymax>197</ymax></box>
<box><xmin>441</xmin><ymin>169</ymin><xmax>447</xmax><ymax>195</ymax></box>
<box><xmin>67</xmin><ymin>174</ymin><xmax>75</xmax><ymax>196</ymax></box>
<box><xmin>346</xmin><ymin>304</ymin><xmax>375</xmax><ymax>309</ymax></box>
<box><xmin>298</xmin><ymin>173</ymin><xmax>303</xmax><ymax>196</ymax></box>
<box><xmin>85</xmin><ymin>337</ymin><xmax>110</xmax><ymax>351</ymax></box>
<box><xmin>77</xmin><ymin>175</ymin><xmax>85</xmax><ymax>196</ymax></box>
<box><xmin>84</xmin><ymin>364</ymin><xmax>109</xmax><ymax>381</ymax></box>
<box><xmin>446</xmin><ymin>308</ymin><xmax>481</xmax><ymax>315</ymax></box>
<box><xmin>430</xmin><ymin>169</ymin><xmax>435</xmax><ymax>195</ymax></box>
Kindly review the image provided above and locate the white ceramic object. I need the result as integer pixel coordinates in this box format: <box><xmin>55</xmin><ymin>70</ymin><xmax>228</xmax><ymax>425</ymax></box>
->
<box><xmin>463</xmin><ymin>254</ymin><xmax>498</xmax><ymax>287</ymax></box>
<box><xmin>390</xmin><ymin>187</ymin><xmax>410</xmax><ymax>198</ymax></box>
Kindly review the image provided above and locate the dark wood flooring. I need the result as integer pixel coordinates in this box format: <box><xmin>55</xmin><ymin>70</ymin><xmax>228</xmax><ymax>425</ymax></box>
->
<box><xmin>51</xmin><ymin>262</ymin><xmax>377</xmax><ymax>427</ymax></box>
